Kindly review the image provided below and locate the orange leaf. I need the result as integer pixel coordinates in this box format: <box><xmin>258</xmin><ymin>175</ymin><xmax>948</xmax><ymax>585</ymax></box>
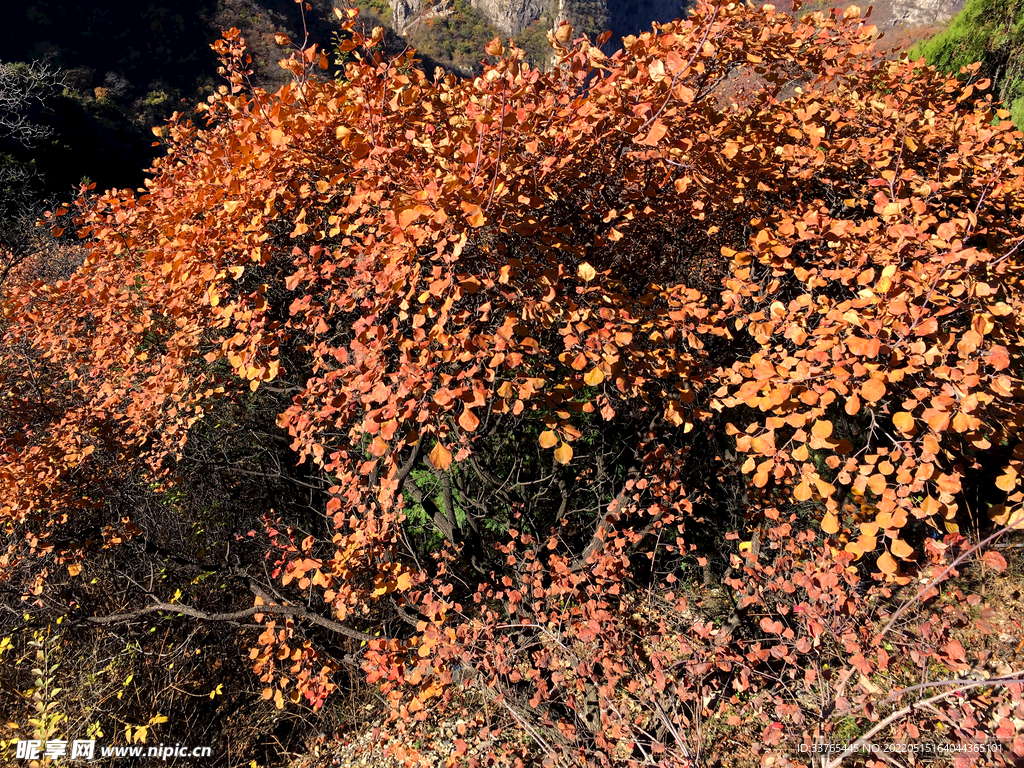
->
<box><xmin>811</xmin><ymin>420</ymin><xmax>833</xmax><ymax>439</ymax></box>
<box><xmin>861</xmin><ymin>378</ymin><xmax>886</xmax><ymax>403</ymax></box>
<box><xmin>395</xmin><ymin>570</ymin><xmax>414</xmax><ymax>591</ymax></box>
<box><xmin>584</xmin><ymin>367</ymin><xmax>605</xmax><ymax>386</ymax></box>
<box><xmin>793</xmin><ymin>481</ymin><xmax>812</xmax><ymax>501</ymax></box>
<box><xmin>844</xmin><ymin>540</ymin><xmax>864</xmax><ymax>559</ymax></box>
<box><xmin>399</xmin><ymin>207</ymin><xmax>424</xmax><ymax>228</ymax></box>
<box><xmin>638</xmin><ymin>120</ymin><xmax>668</xmax><ymax>146</ymax></box>
<box><xmin>461</xmin><ymin>202</ymin><xmax>485</xmax><ymax>228</ymax></box>
<box><xmin>458</xmin><ymin>408</ymin><xmax>480</xmax><ymax>432</ymax></box>
<box><xmin>892</xmin><ymin>412</ymin><xmax>915</xmax><ymax>434</ymax></box>
<box><xmin>996</xmin><ymin>471</ymin><xmax>1018</xmax><ymax>492</ymax></box>
<box><xmin>821</xmin><ymin>512</ymin><xmax>840</xmax><ymax>534</ymax></box>
<box><xmin>429</xmin><ymin>442</ymin><xmax>453</xmax><ymax>470</ymax></box>
<box><xmin>927</xmin><ymin>411</ymin><xmax>950</xmax><ymax>432</ymax></box>
<box><xmin>553</xmin><ymin>441</ymin><xmax>573</xmax><ymax>465</ymax></box>
<box><xmin>539</xmin><ymin>430</ymin><xmax>558</xmax><ymax>449</ymax></box>
<box><xmin>877</xmin><ymin>551</ymin><xmax>898</xmax><ymax>575</ymax></box>
<box><xmin>890</xmin><ymin>538</ymin><xmax>914</xmax><ymax>559</ymax></box>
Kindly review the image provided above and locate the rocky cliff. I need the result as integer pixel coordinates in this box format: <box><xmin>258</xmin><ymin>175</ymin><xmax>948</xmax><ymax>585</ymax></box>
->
<box><xmin>473</xmin><ymin>0</ymin><xmax>550</xmax><ymax>37</ymax></box>
<box><xmin>885</xmin><ymin>0</ymin><xmax>962</xmax><ymax>31</ymax></box>
<box><xmin>388</xmin><ymin>0</ymin><xmax>690</xmax><ymax>42</ymax></box>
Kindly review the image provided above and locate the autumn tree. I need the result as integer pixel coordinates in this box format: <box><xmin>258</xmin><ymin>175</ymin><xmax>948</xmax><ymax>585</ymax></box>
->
<box><xmin>2</xmin><ymin>2</ymin><xmax>1024</xmax><ymax>765</ymax></box>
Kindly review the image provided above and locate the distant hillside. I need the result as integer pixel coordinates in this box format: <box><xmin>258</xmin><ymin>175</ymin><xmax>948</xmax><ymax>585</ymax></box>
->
<box><xmin>0</xmin><ymin>0</ymin><xmax>972</xmax><ymax>208</ymax></box>
<box><xmin>386</xmin><ymin>0</ymin><xmax>964</xmax><ymax>67</ymax></box>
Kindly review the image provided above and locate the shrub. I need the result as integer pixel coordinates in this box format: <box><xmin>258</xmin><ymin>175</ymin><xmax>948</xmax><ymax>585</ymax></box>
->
<box><xmin>3</xmin><ymin>3</ymin><xmax>1024</xmax><ymax>765</ymax></box>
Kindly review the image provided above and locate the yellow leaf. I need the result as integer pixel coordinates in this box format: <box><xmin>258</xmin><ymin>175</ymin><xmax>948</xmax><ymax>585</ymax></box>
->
<box><xmin>892</xmin><ymin>412</ymin><xmax>915</xmax><ymax>434</ymax></box>
<box><xmin>584</xmin><ymin>367</ymin><xmax>605</xmax><ymax>386</ymax></box>
<box><xmin>539</xmin><ymin>430</ymin><xmax>558</xmax><ymax>448</ymax></box>
<box><xmin>577</xmin><ymin>262</ymin><xmax>597</xmax><ymax>281</ymax></box>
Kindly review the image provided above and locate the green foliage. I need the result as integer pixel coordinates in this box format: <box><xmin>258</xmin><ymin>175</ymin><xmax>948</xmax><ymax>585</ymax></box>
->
<box><xmin>356</xmin><ymin>0</ymin><xmax>393</xmax><ymax>22</ymax></box>
<box><xmin>563</xmin><ymin>0</ymin><xmax>611</xmax><ymax>41</ymax></box>
<box><xmin>911</xmin><ymin>0</ymin><xmax>1024</xmax><ymax>124</ymax></box>
<box><xmin>513</xmin><ymin>0</ymin><xmax>612</xmax><ymax>69</ymax></box>
<box><xmin>408</xmin><ymin>0</ymin><xmax>501</xmax><ymax>75</ymax></box>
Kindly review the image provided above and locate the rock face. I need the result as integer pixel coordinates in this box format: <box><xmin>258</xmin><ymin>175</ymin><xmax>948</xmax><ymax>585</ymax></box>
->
<box><xmin>387</xmin><ymin>0</ymin><xmax>961</xmax><ymax>53</ymax></box>
<box><xmin>390</xmin><ymin>0</ymin><xmax>425</xmax><ymax>35</ymax></box>
<box><xmin>887</xmin><ymin>0</ymin><xmax>962</xmax><ymax>29</ymax></box>
<box><xmin>472</xmin><ymin>0</ymin><xmax>550</xmax><ymax>37</ymax></box>
<box><xmin>388</xmin><ymin>0</ymin><xmax>691</xmax><ymax>43</ymax></box>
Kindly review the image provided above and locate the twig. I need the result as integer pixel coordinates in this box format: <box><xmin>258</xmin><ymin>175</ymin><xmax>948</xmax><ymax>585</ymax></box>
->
<box><xmin>86</xmin><ymin>598</ymin><xmax>374</xmax><ymax>643</ymax></box>
<box><xmin>822</xmin><ymin>674</ymin><xmax>1024</xmax><ymax>768</ymax></box>
<box><xmin>873</xmin><ymin>516</ymin><xmax>1024</xmax><ymax>644</ymax></box>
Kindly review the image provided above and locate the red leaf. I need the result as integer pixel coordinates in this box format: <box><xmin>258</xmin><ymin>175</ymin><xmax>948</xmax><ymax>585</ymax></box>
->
<box><xmin>981</xmin><ymin>551</ymin><xmax>1007</xmax><ymax>572</ymax></box>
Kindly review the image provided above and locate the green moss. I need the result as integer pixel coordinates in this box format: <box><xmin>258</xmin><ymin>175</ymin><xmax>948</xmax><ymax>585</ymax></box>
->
<box><xmin>910</xmin><ymin>0</ymin><xmax>1024</xmax><ymax>125</ymax></box>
